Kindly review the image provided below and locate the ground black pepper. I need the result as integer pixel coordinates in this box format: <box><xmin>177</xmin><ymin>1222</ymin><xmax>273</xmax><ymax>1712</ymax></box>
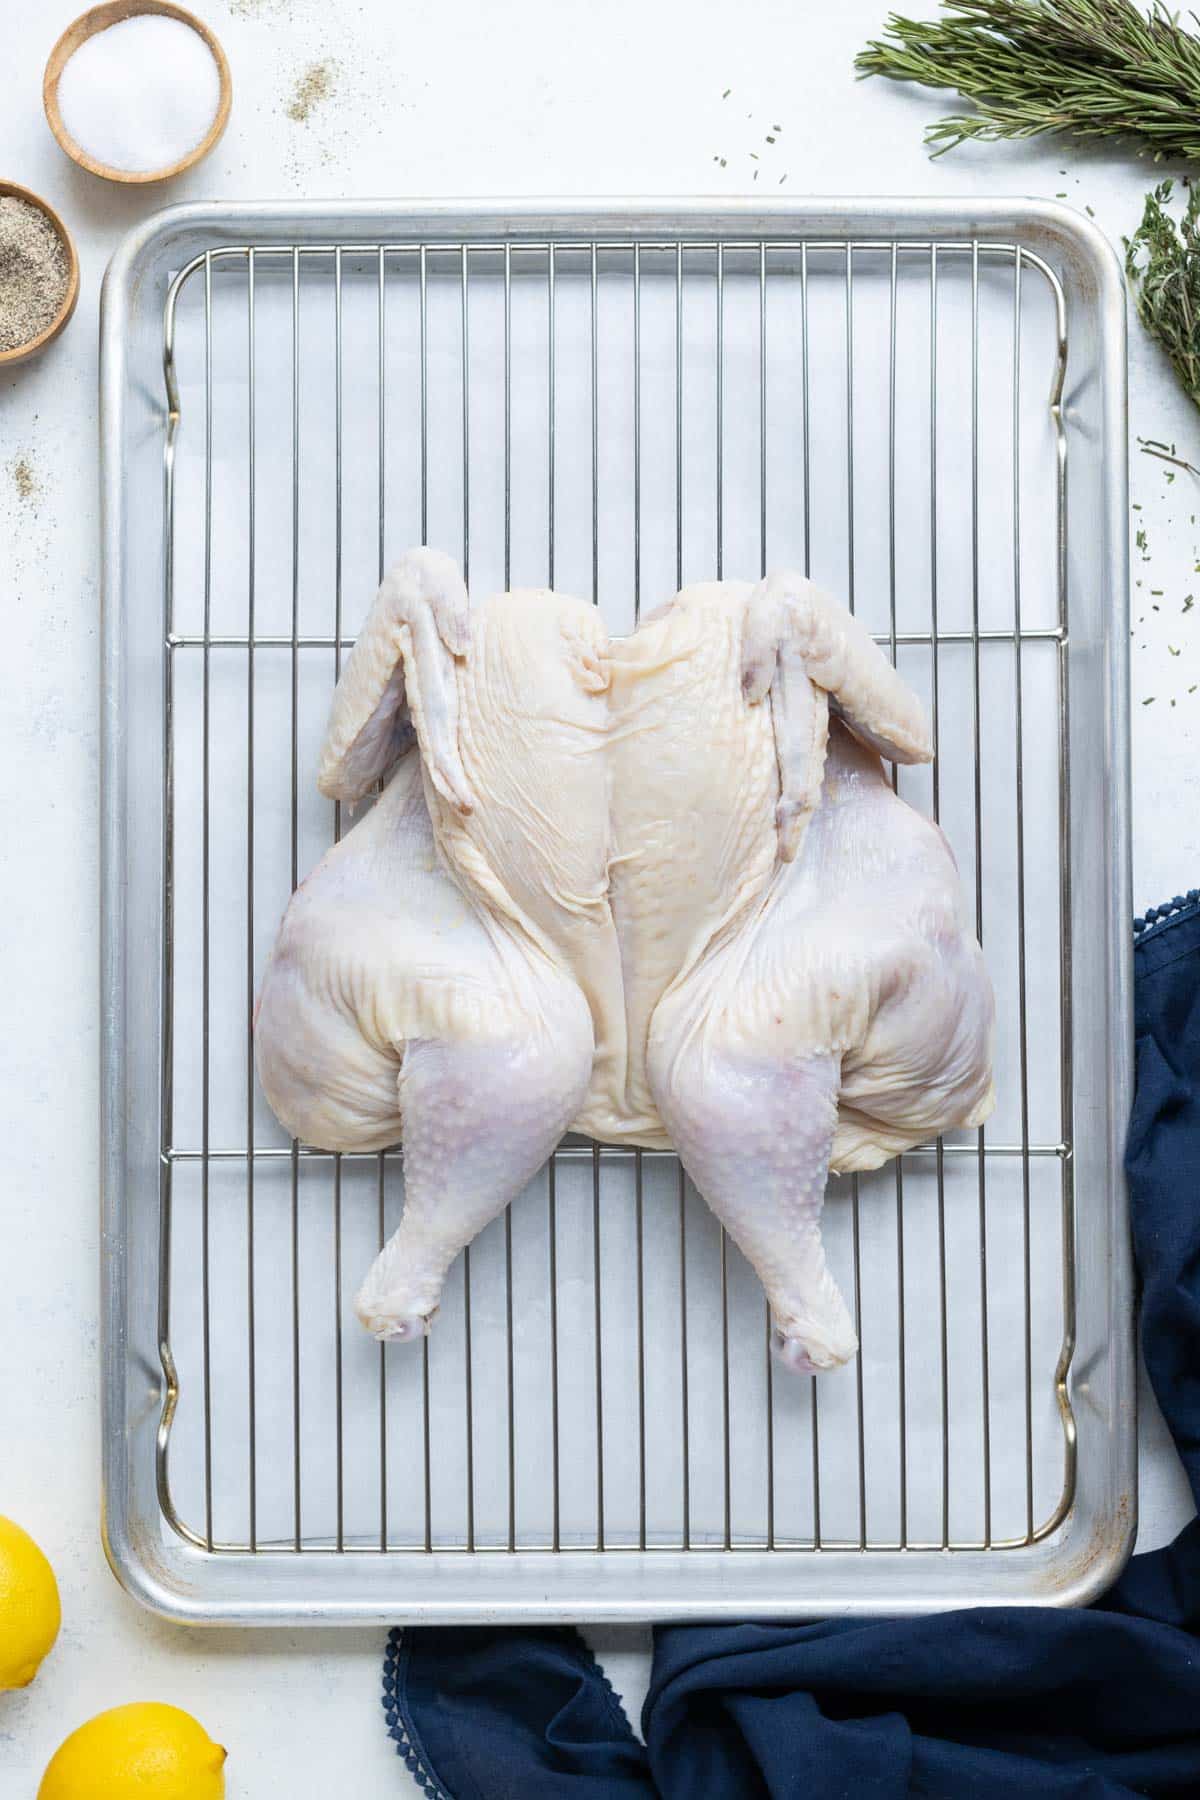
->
<box><xmin>0</xmin><ymin>198</ymin><xmax>70</xmax><ymax>354</ymax></box>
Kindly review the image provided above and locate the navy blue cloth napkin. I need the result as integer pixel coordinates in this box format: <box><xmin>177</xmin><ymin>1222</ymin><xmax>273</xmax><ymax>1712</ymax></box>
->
<box><xmin>383</xmin><ymin>892</ymin><xmax>1200</xmax><ymax>1799</ymax></box>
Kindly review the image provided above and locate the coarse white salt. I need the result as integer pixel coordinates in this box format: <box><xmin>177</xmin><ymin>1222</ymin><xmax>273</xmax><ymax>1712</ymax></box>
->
<box><xmin>56</xmin><ymin>14</ymin><xmax>222</xmax><ymax>175</ymax></box>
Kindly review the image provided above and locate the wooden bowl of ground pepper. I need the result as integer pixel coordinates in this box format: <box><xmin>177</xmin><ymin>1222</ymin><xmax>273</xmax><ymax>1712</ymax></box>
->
<box><xmin>0</xmin><ymin>182</ymin><xmax>79</xmax><ymax>367</ymax></box>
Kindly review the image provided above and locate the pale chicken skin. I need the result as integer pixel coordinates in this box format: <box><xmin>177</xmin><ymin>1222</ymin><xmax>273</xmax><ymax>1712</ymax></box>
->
<box><xmin>254</xmin><ymin>549</ymin><xmax>993</xmax><ymax>1371</ymax></box>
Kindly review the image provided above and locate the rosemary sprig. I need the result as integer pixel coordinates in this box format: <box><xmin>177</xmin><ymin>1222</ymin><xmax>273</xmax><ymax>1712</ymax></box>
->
<box><xmin>857</xmin><ymin>0</ymin><xmax>1200</xmax><ymax>161</ymax></box>
<box><xmin>1126</xmin><ymin>182</ymin><xmax>1200</xmax><ymax>410</ymax></box>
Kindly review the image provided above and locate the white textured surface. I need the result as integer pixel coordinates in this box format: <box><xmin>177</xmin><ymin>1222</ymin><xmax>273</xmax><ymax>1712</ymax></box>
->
<box><xmin>0</xmin><ymin>0</ymin><xmax>1195</xmax><ymax>1792</ymax></box>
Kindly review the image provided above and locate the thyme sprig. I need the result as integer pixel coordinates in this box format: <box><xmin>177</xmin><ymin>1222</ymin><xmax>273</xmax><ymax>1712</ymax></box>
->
<box><xmin>857</xmin><ymin>0</ymin><xmax>1200</xmax><ymax>162</ymax></box>
<box><xmin>1126</xmin><ymin>182</ymin><xmax>1200</xmax><ymax>411</ymax></box>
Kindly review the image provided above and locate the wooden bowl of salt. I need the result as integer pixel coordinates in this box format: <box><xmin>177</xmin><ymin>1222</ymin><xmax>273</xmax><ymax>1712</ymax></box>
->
<box><xmin>44</xmin><ymin>1</ymin><xmax>232</xmax><ymax>185</ymax></box>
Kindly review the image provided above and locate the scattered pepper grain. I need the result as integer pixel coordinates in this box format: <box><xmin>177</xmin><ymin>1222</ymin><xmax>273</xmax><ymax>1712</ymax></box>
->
<box><xmin>10</xmin><ymin>455</ymin><xmax>38</xmax><ymax>500</ymax></box>
<box><xmin>286</xmin><ymin>60</ymin><xmax>335</xmax><ymax>123</ymax></box>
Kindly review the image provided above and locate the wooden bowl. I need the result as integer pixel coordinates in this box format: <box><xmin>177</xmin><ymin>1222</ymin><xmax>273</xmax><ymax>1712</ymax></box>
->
<box><xmin>43</xmin><ymin>1</ymin><xmax>232</xmax><ymax>185</ymax></box>
<box><xmin>0</xmin><ymin>181</ymin><xmax>80</xmax><ymax>367</ymax></box>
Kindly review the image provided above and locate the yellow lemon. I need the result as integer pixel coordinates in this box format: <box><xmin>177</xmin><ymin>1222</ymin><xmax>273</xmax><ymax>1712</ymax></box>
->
<box><xmin>38</xmin><ymin>1703</ymin><xmax>227</xmax><ymax>1800</ymax></box>
<box><xmin>0</xmin><ymin>1516</ymin><xmax>61</xmax><ymax>1688</ymax></box>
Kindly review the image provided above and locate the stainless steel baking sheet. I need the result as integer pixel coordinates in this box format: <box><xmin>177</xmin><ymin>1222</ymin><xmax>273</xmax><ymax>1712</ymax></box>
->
<box><xmin>101</xmin><ymin>199</ymin><xmax>1133</xmax><ymax>1623</ymax></box>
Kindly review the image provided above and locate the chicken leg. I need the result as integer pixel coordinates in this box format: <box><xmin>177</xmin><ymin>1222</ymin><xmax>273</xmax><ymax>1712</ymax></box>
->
<box><xmin>647</xmin><ymin>572</ymin><xmax>993</xmax><ymax>1373</ymax></box>
<box><xmin>254</xmin><ymin>551</ymin><xmax>597</xmax><ymax>1338</ymax></box>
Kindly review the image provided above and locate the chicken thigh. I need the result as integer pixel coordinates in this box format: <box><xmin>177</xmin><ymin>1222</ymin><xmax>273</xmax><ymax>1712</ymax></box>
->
<box><xmin>254</xmin><ymin>550</ymin><xmax>993</xmax><ymax>1370</ymax></box>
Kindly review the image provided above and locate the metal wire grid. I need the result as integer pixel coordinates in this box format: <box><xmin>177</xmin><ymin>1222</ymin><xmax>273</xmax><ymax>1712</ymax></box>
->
<box><xmin>157</xmin><ymin>235</ymin><xmax>1073</xmax><ymax>1559</ymax></box>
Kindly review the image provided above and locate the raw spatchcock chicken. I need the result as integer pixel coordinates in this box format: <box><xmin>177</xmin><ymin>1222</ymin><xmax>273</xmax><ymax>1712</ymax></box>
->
<box><xmin>255</xmin><ymin>548</ymin><xmax>994</xmax><ymax>1375</ymax></box>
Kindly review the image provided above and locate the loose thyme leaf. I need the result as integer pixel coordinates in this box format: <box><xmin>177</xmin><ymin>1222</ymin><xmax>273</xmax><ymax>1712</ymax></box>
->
<box><xmin>857</xmin><ymin>0</ymin><xmax>1200</xmax><ymax>163</ymax></box>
